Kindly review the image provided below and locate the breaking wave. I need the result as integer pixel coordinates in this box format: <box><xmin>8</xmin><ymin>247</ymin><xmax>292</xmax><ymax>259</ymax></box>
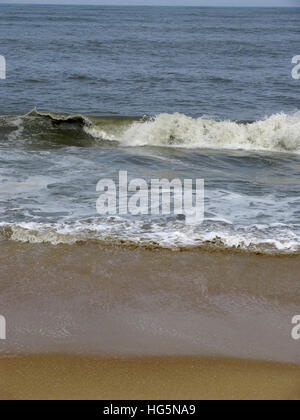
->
<box><xmin>1</xmin><ymin>110</ymin><xmax>300</xmax><ymax>154</ymax></box>
<box><xmin>90</xmin><ymin>111</ymin><xmax>300</xmax><ymax>154</ymax></box>
<box><xmin>1</xmin><ymin>219</ymin><xmax>299</xmax><ymax>255</ymax></box>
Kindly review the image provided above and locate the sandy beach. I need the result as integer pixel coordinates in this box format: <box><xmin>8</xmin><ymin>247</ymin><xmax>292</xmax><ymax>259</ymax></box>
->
<box><xmin>0</xmin><ymin>241</ymin><xmax>299</xmax><ymax>362</ymax></box>
<box><xmin>0</xmin><ymin>355</ymin><xmax>299</xmax><ymax>400</ymax></box>
<box><xmin>0</xmin><ymin>241</ymin><xmax>299</xmax><ymax>401</ymax></box>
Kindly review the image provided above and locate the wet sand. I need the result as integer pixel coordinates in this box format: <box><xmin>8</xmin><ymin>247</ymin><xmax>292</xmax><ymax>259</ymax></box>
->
<box><xmin>0</xmin><ymin>355</ymin><xmax>299</xmax><ymax>400</ymax></box>
<box><xmin>0</xmin><ymin>240</ymin><xmax>299</xmax><ymax>363</ymax></box>
<box><xmin>0</xmin><ymin>240</ymin><xmax>299</xmax><ymax>400</ymax></box>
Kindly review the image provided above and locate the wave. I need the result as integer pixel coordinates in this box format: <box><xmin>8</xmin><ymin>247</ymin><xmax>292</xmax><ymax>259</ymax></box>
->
<box><xmin>1</xmin><ymin>220</ymin><xmax>299</xmax><ymax>255</ymax></box>
<box><xmin>2</xmin><ymin>110</ymin><xmax>300</xmax><ymax>154</ymax></box>
<box><xmin>100</xmin><ymin>111</ymin><xmax>300</xmax><ymax>153</ymax></box>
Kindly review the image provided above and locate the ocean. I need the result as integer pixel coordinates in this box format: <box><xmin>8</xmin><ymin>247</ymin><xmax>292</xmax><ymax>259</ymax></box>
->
<box><xmin>0</xmin><ymin>5</ymin><xmax>300</xmax><ymax>369</ymax></box>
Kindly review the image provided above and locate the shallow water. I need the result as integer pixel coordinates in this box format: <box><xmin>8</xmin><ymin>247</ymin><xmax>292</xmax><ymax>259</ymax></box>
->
<box><xmin>0</xmin><ymin>241</ymin><xmax>299</xmax><ymax>363</ymax></box>
<box><xmin>1</xmin><ymin>111</ymin><xmax>300</xmax><ymax>253</ymax></box>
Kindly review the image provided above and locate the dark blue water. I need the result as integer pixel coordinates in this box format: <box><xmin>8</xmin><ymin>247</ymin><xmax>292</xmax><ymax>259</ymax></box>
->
<box><xmin>1</xmin><ymin>5</ymin><xmax>300</xmax><ymax>253</ymax></box>
<box><xmin>0</xmin><ymin>5</ymin><xmax>299</xmax><ymax>119</ymax></box>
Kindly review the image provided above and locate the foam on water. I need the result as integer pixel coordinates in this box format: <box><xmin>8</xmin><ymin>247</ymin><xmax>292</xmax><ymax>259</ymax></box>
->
<box><xmin>1</xmin><ymin>218</ymin><xmax>300</xmax><ymax>254</ymax></box>
<box><xmin>86</xmin><ymin>112</ymin><xmax>300</xmax><ymax>154</ymax></box>
<box><xmin>3</xmin><ymin>110</ymin><xmax>300</xmax><ymax>155</ymax></box>
<box><xmin>1</xmin><ymin>110</ymin><xmax>300</xmax><ymax>254</ymax></box>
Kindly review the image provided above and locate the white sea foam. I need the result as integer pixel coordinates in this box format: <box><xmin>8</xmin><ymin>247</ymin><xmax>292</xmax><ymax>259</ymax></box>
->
<box><xmin>1</xmin><ymin>111</ymin><xmax>300</xmax><ymax>253</ymax></box>
<box><xmin>1</xmin><ymin>219</ymin><xmax>299</xmax><ymax>254</ymax></box>
<box><xmin>85</xmin><ymin>112</ymin><xmax>300</xmax><ymax>154</ymax></box>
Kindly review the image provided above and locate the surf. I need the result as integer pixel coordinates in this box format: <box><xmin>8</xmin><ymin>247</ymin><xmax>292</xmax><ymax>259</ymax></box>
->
<box><xmin>2</xmin><ymin>110</ymin><xmax>300</xmax><ymax>155</ymax></box>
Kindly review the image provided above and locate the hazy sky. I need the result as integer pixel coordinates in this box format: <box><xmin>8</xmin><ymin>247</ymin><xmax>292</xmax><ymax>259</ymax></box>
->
<box><xmin>0</xmin><ymin>0</ymin><xmax>299</xmax><ymax>6</ymax></box>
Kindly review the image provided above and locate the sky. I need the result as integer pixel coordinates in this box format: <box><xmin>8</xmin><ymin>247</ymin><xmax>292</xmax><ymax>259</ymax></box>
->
<box><xmin>0</xmin><ymin>0</ymin><xmax>299</xmax><ymax>7</ymax></box>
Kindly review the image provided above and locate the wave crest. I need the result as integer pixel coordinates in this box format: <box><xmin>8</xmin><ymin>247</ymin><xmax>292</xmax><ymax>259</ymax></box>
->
<box><xmin>110</xmin><ymin>112</ymin><xmax>300</xmax><ymax>153</ymax></box>
<box><xmin>3</xmin><ymin>110</ymin><xmax>300</xmax><ymax>154</ymax></box>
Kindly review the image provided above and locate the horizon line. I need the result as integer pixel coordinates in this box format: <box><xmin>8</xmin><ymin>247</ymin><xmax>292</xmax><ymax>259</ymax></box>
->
<box><xmin>0</xmin><ymin>2</ymin><xmax>299</xmax><ymax>7</ymax></box>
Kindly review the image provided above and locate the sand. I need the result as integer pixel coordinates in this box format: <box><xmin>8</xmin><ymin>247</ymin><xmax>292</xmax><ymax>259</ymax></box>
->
<box><xmin>1</xmin><ymin>241</ymin><xmax>300</xmax><ymax>363</ymax></box>
<box><xmin>1</xmin><ymin>242</ymin><xmax>299</xmax><ymax>400</ymax></box>
<box><xmin>0</xmin><ymin>355</ymin><xmax>299</xmax><ymax>400</ymax></box>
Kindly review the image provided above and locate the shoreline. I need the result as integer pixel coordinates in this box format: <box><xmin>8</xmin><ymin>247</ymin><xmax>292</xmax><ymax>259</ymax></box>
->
<box><xmin>0</xmin><ymin>355</ymin><xmax>299</xmax><ymax>400</ymax></box>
